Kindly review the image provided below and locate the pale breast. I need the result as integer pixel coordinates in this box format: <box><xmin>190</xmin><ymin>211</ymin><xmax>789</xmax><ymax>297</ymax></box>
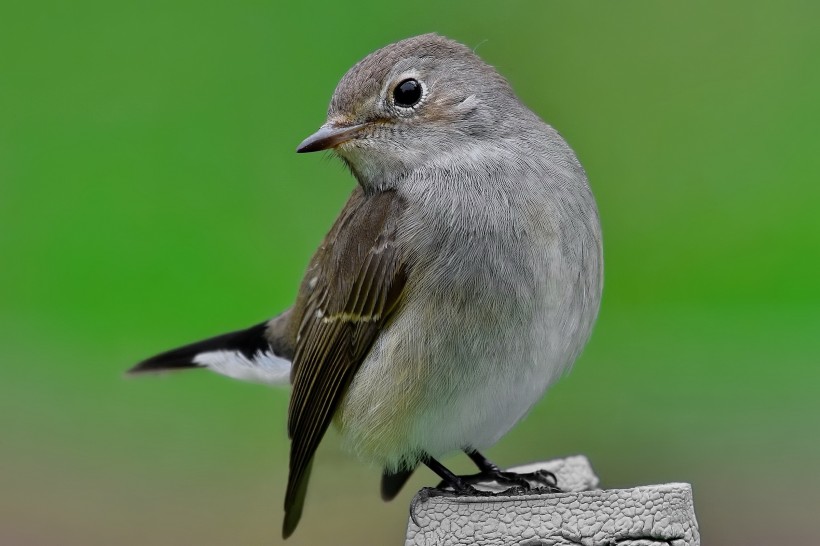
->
<box><xmin>336</xmin><ymin>176</ymin><xmax>602</xmax><ymax>472</ymax></box>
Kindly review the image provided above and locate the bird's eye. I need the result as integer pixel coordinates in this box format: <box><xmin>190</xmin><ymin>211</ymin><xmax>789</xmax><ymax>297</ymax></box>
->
<box><xmin>393</xmin><ymin>79</ymin><xmax>423</xmax><ymax>108</ymax></box>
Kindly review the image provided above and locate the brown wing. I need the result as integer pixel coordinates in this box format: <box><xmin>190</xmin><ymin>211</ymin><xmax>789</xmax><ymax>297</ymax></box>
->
<box><xmin>282</xmin><ymin>187</ymin><xmax>407</xmax><ymax>537</ymax></box>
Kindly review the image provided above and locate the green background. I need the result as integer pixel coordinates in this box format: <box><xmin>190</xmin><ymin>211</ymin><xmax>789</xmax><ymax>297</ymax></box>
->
<box><xmin>2</xmin><ymin>1</ymin><xmax>818</xmax><ymax>544</ymax></box>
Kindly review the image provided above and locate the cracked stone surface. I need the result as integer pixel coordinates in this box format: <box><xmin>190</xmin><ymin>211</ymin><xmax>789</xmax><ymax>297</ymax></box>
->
<box><xmin>405</xmin><ymin>455</ymin><xmax>699</xmax><ymax>546</ymax></box>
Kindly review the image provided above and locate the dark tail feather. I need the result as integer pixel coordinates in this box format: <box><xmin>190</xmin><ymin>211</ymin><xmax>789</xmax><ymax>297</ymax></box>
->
<box><xmin>282</xmin><ymin>457</ymin><xmax>314</xmax><ymax>539</ymax></box>
<box><xmin>381</xmin><ymin>466</ymin><xmax>417</xmax><ymax>501</ymax></box>
<box><xmin>128</xmin><ymin>321</ymin><xmax>270</xmax><ymax>375</ymax></box>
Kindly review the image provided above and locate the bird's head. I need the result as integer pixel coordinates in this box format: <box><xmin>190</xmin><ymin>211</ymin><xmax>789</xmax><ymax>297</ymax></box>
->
<box><xmin>297</xmin><ymin>33</ymin><xmax>526</xmax><ymax>189</ymax></box>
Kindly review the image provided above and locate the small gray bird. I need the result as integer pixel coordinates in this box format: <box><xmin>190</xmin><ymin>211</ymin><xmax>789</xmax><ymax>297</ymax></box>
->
<box><xmin>129</xmin><ymin>33</ymin><xmax>603</xmax><ymax>538</ymax></box>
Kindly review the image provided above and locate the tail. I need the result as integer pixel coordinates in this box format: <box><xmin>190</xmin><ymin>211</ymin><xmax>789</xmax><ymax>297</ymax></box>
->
<box><xmin>128</xmin><ymin>318</ymin><xmax>292</xmax><ymax>386</ymax></box>
<box><xmin>381</xmin><ymin>466</ymin><xmax>417</xmax><ymax>501</ymax></box>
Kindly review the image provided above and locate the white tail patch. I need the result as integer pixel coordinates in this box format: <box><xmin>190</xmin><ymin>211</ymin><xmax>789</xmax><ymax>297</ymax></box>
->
<box><xmin>192</xmin><ymin>350</ymin><xmax>291</xmax><ymax>386</ymax></box>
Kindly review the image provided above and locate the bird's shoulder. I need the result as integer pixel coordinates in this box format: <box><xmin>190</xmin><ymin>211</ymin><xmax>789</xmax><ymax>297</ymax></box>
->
<box><xmin>286</xmin><ymin>186</ymin><xmax>407</xmax><ymax>337</ymax></box>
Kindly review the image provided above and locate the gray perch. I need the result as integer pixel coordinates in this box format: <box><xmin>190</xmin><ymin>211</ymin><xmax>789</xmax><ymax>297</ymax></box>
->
<box><xmin>405</xmin><ymin>455</ymin><xmax>700</xmax><ymax>546</ymax></box>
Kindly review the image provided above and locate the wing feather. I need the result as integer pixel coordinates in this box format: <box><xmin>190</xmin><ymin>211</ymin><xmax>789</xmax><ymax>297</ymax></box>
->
<box><xmin>282</xmin><ymin>187</ymin><xmax>407</xmax><ymax>537</ymax></box>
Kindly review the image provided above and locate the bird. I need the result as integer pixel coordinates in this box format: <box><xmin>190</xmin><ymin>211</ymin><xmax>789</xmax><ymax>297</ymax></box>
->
<box><xmin>128</xmin><ymin>33</ymin><xmax>603</xmax><ymax>539</ymax></box>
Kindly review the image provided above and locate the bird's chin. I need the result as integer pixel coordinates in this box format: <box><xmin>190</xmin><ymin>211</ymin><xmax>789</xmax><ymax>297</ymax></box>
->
<box><xmin>334</xmin><ymin>144</ymin><xmax>408</xmax><ymax>190</ymax></box>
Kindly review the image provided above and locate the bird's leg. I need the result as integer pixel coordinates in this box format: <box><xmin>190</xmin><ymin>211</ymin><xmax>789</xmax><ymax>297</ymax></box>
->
<box><xmin>466</xmin><ymin>449</ymin><xmax>503</xmax><ymax>473</ymax></box>
<box><xmin>422</xmin><ymin>455</ymin><xmax>479</xmax><ymax>494</ymax></box>
<box><xmin>461</xmin><ymin>449</ymin><xmax>562</xmax><ymax>492</ymax></box>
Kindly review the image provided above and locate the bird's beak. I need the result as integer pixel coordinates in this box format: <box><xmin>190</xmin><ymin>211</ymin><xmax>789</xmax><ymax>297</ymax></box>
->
<box><xmin>296</xmin><ymin>121</ymin><xmax>366</xmax><ymax>153</ymax></box>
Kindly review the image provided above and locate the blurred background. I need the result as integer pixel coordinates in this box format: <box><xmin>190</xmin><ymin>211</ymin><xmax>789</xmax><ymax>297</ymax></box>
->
<box><xmin>1</xmin><ymin>0</ymin><xmax>818</xmax><ymax>544</ymax></box>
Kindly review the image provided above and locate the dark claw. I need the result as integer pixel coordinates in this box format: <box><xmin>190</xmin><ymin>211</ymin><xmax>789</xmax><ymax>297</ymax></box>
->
<box><xmin>409</xmin><ymin>487</ymin><xmax>434</xmax><ymax>527</ymax></box>
<box><xmin>513</xmin><ymin>468</ymin><xmax>561</xmax><ymax>491</ymax></box>
<box><xmin>437</xmin><ymin>468</ymin><xmax>561</xmax><ymax>493</ymax></box>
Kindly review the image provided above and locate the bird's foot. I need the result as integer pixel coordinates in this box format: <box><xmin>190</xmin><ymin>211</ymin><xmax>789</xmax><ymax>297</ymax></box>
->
<box><xmin>437</xmin><ymin>468</ymin><xmax>561</xmax><ymax>493</ymax></box>
<box><xmin>433</xmin><ymin>475</ymin><xmax>487</xmax><ymax>495</ymax></box>
<box><xmin>499</xmin><ymin>468</ymin><xmax>562</xmax><ymax>493</ymax></box>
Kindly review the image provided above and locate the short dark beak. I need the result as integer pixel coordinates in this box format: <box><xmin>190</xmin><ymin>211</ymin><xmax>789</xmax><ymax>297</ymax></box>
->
<box><xmin>296</xmin><ymin>122</ymin><xmax>365</xmax><ymax>153</ymax></box>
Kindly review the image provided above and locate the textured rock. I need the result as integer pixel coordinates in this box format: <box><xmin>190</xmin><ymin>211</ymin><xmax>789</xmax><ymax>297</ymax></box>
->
<box><xmin>405</xmin><ymin>456</ymin><xmax>699</xmax><ymax>546</ymax></box>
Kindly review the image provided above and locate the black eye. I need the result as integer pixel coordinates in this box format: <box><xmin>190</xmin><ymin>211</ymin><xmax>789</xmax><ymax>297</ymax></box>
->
<box><xmin>393</xmin><ymin>78</ymin><xmax>422</xmax><ymax>108</ymax></box>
